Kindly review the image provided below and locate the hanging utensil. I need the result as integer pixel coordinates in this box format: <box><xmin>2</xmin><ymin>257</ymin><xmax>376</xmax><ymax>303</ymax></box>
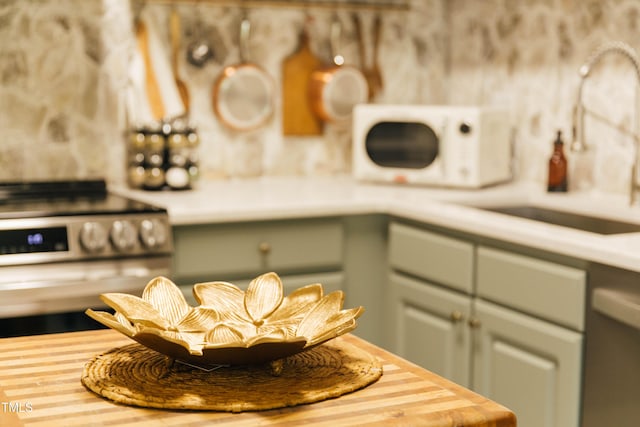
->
<box><xmin>170</xmin><ymin>9</ymin><xmax>189</xmax><ymax>113</ymax></box>
<box><xmin>368</xmin><ymin>13</ymin><xmax>384</xmax><ymax>99</ymax></box>
<box><xmin>352</xmin><ymin>12</ymin><xmax>383</xmax><ymax>100</ymax></box>
<box><xmin>282</xmin><ymin>17</ymin><xmax>323</xmax><ymax>136</ymax></box>
<box><xmin>309</xmin><ymin>15</ymin><xmax>368</xmax><ymax>123</ymax></box>
<box><xmin>186</xmin><ymin>3</ymin><xmax>214</xmax><ymax>68</ymax></box>
<box><xmin>212</xmin><ymin>16</ymin><xmax>275</xmax><ymax>131</ymax></box>
<box><xmin>351</xmin><ymin>13</ymin><xmax>370</xmax><ymax>99</ymax></box>
<box><xmin>136</xmin><ymin>19</ymin><xmax>165</xmax><ymax>120</ymax></box>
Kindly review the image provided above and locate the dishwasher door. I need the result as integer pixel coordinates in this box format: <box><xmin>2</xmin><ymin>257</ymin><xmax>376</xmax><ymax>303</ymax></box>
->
<box><xmin>582</xmin><ymin>263</ymin><xmax>640</xmax><ymax>427</ymax></box>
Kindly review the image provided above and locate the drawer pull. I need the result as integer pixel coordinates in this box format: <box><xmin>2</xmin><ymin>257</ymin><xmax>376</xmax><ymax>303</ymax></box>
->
<box><xmin>468</xmin><ymin>318</ymin><xmax>481</xmax><ymax>329</ymax></box>
<box><xmin>450</xmin><ymin>310</ymin><xmax>464</xmax><ymax>323</ymax></box>
<box><xmin>258</xmin><ymin>241</ymin><xmax>271</xmax><ymax>254</ymax></box>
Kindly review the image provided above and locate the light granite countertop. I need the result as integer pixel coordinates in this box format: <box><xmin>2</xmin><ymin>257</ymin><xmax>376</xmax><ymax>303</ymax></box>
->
<box><xmin>112</xmin><ymin>176</ymin><xmax>640</xmax><ymax>273</ymax></box>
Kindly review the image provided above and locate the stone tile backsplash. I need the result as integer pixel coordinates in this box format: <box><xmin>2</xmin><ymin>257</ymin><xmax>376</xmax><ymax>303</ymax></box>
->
<box><xmin>1</xmin><ymin>0</ymin><xmax>640</xmax><ymax>196</ymax></box>
<box><xmin>448</xmin><ymin>0</ymin><xmax>640</xmax><ymax>195</ymax></box>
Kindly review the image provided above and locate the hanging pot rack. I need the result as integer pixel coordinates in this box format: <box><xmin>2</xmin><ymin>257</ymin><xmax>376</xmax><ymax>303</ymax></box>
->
<box><xmin>141</xmin><ymin>0</ymin><xmax>410</xmax><ymax>12</ymax></box>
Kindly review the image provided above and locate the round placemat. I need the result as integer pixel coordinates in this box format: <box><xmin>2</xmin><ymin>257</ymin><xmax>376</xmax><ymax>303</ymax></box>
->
<box><xmin>81</xmin><ymin>338</ymin><xmax>382</xmax><ymax>412</ymax></box>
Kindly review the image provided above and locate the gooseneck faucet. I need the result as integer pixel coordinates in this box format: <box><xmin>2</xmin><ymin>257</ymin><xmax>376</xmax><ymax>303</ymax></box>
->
<box><xmin>571</xmin><ymin>41</ymin><xmax>640</xmax><ymax>205</ymax></box>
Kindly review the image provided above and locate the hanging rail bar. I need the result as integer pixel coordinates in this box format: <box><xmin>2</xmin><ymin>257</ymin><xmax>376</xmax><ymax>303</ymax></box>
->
<box><xmin>143</xmin><ymin>0</ymin><xmax>410</xmax><ymax>12</ymax></box>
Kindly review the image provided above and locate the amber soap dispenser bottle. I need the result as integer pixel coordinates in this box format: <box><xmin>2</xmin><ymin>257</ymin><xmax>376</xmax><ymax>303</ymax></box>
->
<box><xmin>547</xmin><ymin>130</ymin><xmax>568</xmax><ymax>192</ymax></box>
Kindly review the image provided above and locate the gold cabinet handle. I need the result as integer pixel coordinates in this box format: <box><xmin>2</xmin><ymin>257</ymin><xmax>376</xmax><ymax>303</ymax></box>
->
<box><xmin>450</xmin><ymin>310</ymin><xmax>464</xmax><ymax>323</ymax></box>
<box><xmin>258</xmin><ymin>241</ymin><xmax>271</xmax><ymax>254</ymax></box>
<box><xmin>468</xmin><ymin>318</ymin><xmax>481</xmax><ymax>329</ymax></box>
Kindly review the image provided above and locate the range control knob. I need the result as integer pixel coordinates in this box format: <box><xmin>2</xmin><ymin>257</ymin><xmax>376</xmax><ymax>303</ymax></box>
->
<box><xmin>110</xmin><ymin>220</ymin><xmax>137</xmax><ymax>252</ymax></box>
<box><xmin>139</xmin><ymin>219</ymin><xmax>168</xmax><ymax>250</ymax></box>
<box><xmin>79</xmin><ymin>222</ymin><xmax>108</xmax><ymax>253</ymax></box>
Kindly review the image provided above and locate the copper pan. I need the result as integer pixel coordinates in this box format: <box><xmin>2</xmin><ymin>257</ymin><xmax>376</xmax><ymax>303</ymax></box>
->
<box><xmin>212</xmin><ymin>17</ymin><xmax>275</xmax><ymax>131</ymax></box>
<box><xmin>308</xmin><ymin>16</ymin><xmax>368</xmax><ymax>123</ymax></box>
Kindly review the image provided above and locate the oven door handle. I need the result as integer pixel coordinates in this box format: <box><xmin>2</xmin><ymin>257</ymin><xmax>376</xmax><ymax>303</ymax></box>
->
<box><xmin>1</xmin><ymin>270</ymin><xmax>151</xmax><ymax>290</ymax></box>
<box><xmin>592</xmin><ymin>288</ymin><xmax>640</xmax><ymax>331</ymax></box>
<box><xmin>0</xmin><ymin>272</ymin><xmax>169</xmax><ymax>318</ymax></box>
<box><xmin>1</xmin><ymin>267</ymin><xmax>165</xmax><ymax>294</ymax></box>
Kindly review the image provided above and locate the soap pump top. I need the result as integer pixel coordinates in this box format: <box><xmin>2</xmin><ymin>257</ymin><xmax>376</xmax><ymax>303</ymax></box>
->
<box><xmin>547</xmin><ymin>130</ymin><xmax>568</xmax><ymax>192</ymax></box>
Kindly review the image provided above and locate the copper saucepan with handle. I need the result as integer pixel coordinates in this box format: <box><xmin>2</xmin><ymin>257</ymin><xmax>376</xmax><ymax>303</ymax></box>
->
<box><xmin>212</xmin><ymin>16</ymin><xmax>275</xmax><ymax>131</ymax></box>
<box><xmin>308</xmin><ymin>16</ymin><xmax>369</xmax><ymax>123</ymax></box>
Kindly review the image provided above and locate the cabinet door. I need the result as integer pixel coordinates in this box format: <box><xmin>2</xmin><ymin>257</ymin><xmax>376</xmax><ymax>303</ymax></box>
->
<box><xmin>472</xmin><ymin>299</ymin><xmax>582</xmax><ymax>427</ymax></box>
<box><xmin>390</xmin><ymin>272</ymin><xmax>472</xmax><ymax>387</ymax></box>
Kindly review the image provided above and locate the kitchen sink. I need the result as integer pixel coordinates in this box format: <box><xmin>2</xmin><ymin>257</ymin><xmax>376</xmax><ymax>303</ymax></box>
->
<box><xmin>481</xmin><ymin>205</ymin><xmax>640</xmax><ymax>235</ymax></box>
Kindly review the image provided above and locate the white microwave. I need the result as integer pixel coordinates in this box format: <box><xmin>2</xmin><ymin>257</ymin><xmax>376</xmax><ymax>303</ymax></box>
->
<box><xmin>352</xmin><ymin>104</ymin><xmax>513</xmax><ymax>188</ymax></box>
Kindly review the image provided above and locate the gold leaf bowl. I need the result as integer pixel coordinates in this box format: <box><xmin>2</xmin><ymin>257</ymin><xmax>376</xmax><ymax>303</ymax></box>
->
<box><xmin>85</xmin><ymin>272</ymin><xmax>364</xmax><ymax>367</ymax></box>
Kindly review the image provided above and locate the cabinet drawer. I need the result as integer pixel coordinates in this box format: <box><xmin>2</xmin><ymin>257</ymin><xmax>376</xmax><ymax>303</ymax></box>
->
<box><xmin>389</xmin><ymin>222</ymin><xmax>474</xmax><ymax>293</ymax></box>
<box><xmin>173</xmin><ymin>219</ymin><xmax>343</xmax><ymax>282</ymax></box>
<box><xmin>181</xmin><ymin>271</ymin><xmax>343</xmax><ymax>307</ymax></box>
<box><xmin>477</xmin><ymin>246</ymin><xmax>586</xmax><ymax>331</ymax></box>
<box><xmin>235</xmin><ymin>271</ymin><xmax>343</xmax><ymax>294</ymax></box>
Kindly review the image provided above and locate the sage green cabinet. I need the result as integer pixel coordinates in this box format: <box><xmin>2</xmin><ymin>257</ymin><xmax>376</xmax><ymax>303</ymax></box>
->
<box><xmin>179</xmin><ymin>271</ymin><xmax>344</xmax><ymax>307</ymax></box>
<box><xmin>476</xmin><ymin>246</ymin><xmax>586</xmax><ymax>331</ymax></box>
<box><xmin>171</xmin><ymin>217</ymin><xmax>344</xmax><ymax>305</ymax></box>
<box><xmin>172</xmin><ymin>217</ymin><xmax>343</xmax><ymax>282</ymax></box>
<box><xmin>473</xmin><ymin>299</ymin><xmax>583</xmax><ymax>427</ymax></box>
<box><xmin>388</xmin><ymin>221</ymin><xmax>585</xmax><ymax>427</ymax></box>
<box><xmin>170</xmin><ymin>214</ymin><xmax>389</xmax><ymax>347</ymax></box>
<box><xmin>390</xmin><ymin>272</ymin><xmax>472</xmax><ymax>387</ymax></box>
<box><xmin>389</xmin><ymin>222</ymin><xmax>474</xmax><ymax>294</ymax></box>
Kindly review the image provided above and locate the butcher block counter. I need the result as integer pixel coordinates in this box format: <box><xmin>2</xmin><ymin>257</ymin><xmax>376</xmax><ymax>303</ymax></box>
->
<box><xmin>0</xmin><ymin>329</ymin><xmax>516</xmax><ymax>427</ymax></box>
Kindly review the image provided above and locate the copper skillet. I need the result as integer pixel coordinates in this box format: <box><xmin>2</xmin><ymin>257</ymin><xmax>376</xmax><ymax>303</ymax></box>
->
<box><xmin>308</xmin><ymin>16</ymin><xmax>369</xmax><ymax>123</ymax></box>
<box><xmin>212</xmin><ymin>17</ymin><xmax>275</xmax><ymax>131</ymax></box>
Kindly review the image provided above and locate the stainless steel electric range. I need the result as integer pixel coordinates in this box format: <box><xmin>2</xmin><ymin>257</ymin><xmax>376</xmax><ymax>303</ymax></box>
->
<box><xmin>0</xmin><ymin>180</ymin><xmax>172</xmax><ymax>337</ymax></box>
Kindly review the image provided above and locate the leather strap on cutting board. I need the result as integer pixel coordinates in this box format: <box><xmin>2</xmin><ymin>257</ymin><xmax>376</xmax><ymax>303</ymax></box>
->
<box><xmin>136</xmin><ymin>20</ymin><xmax>165</xmax><ymax>120</ymax></box>
<box><xmin>282</xmin><ymin>27</ymin><xmax>322</xmax><ymax>136</ymax></box>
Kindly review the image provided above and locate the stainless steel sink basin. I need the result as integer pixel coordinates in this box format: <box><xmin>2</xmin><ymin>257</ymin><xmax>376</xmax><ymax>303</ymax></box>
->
<box><xmin>482</xmin><ymin>205</ymin><xmax>640</xmax><ymax>235</ymax></box>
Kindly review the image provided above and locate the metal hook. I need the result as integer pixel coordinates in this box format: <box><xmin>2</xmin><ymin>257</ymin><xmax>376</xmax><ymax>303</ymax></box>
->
<box><xmin>239</xmin><ymin>15</ymin><xmax>251</xmax><ymax>63</ymax></box>
<box><xmin>330</xmin><ymin>14</ymin><xmax>344</xmax><ymax>66</ymax></box>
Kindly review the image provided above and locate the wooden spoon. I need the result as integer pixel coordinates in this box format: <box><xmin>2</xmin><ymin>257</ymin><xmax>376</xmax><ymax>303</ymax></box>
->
<box><xmin>136</xmin><ymin>20</ymin><xmax>165</xmax><ymax>120</ymax></box>
<box><xmin>352</xmin><ymin>13</ymin><xmax>383</xmax><ymax>100</ymax></box>
<box><xmin>367</xmin><ymin>14</ymin><xmax>383</xmax><ymax>100</ymax></box>
<box><xmin>170</xmin><ymin>9</ymin><xmax>189</xmax><ymax>114</ymax></box>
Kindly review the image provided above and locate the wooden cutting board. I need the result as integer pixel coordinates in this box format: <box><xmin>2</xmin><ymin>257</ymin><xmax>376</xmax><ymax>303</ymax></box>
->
<box><xmin>0</xmin><ymin>330</ymin><xmax>516</xmax><ymax>426</ymax></box>
<box><xmin>282</xmin><ymin>28</ymin><xmax>323</xmax><ymax>136</ymax></box>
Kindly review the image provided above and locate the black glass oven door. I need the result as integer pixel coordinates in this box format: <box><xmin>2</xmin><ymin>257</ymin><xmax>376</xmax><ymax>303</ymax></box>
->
<box><xmin>365</xmin><ymin>121</ymin><xmax>439</xmax><ymax>169</ymax></box>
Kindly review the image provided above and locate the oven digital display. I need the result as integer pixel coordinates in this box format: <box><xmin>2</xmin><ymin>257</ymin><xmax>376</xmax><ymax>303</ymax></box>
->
<box><xmin>0</xmin><ymin>227</ymin><xmax>69</xmax><ymax>254</ymax></box>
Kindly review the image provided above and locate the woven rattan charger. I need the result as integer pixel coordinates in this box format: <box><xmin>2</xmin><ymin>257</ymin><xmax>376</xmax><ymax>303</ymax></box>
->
<box><xmin>81</xmin><ymin>336</ymin><xmax>382</xmax><ymax>412</ymax></box>
<box><xmin>82</xmin><ymin>273</ymin><xmax>380</xmax><ymax>411</ymax></box>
